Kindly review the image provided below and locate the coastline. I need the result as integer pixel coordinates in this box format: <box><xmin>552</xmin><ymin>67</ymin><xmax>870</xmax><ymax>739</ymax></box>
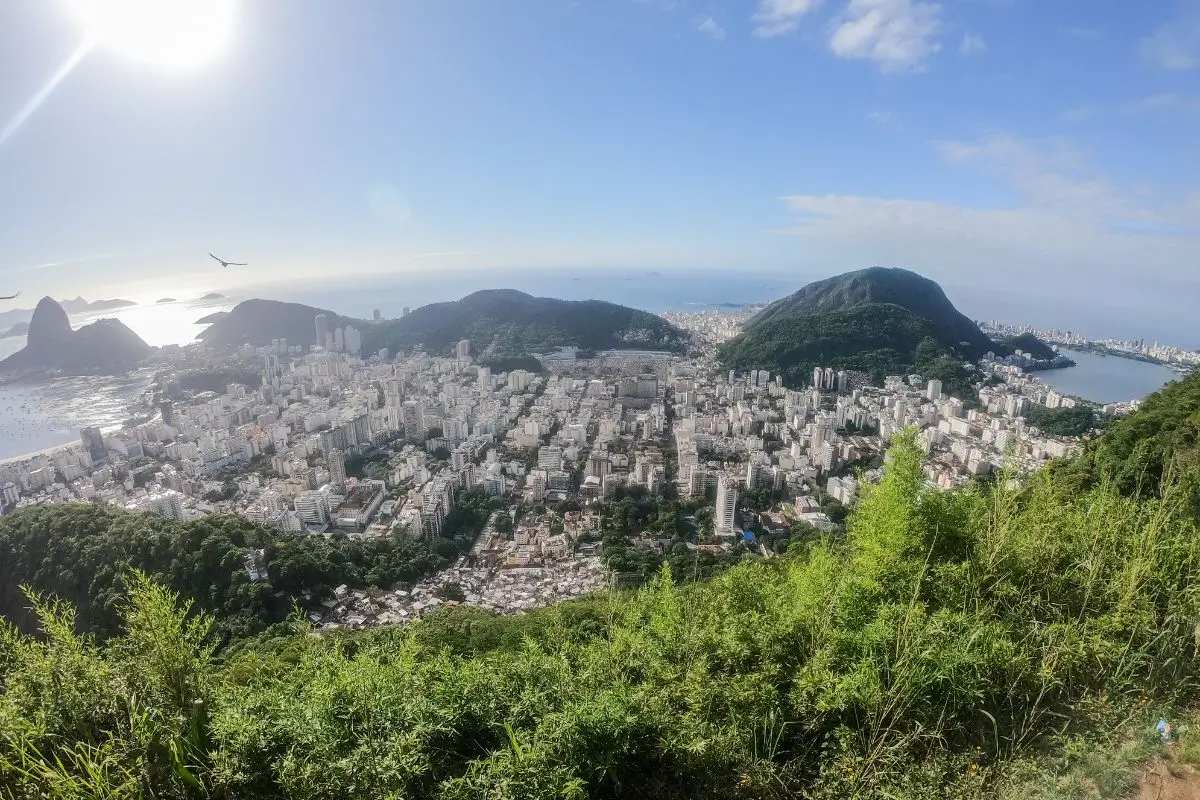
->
<box><xmin>0</xmin><ymin>439</ymin><xmax>85</xmax><ymax>467</ymax></box>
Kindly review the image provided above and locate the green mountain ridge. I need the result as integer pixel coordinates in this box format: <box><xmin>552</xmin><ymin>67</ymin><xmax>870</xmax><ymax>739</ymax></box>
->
<box><xmin>364</xmin><ymin>289</ymin><xmax>688</xmax><ymax>356</ymax></box>
<box><xmin>719</xmin><ymin>268</ymin><xmax>989</xmax><ymax>389</ymax></box>
<box><xmin>747</xmin><ymin>266</ymin><xmax>993</xmax><ymax>354</ymax></box>
<box><xmin>200</xmin><ymin>290</ymin><xmax>689</xmax><ymax>356</ymax></box>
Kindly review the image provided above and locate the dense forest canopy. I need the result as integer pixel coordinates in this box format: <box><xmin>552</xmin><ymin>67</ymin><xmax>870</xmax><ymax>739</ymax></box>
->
<box><xmin>0</xmin><ymin>490</ymin><xmax>500</xmax><ymax>642</ymax></box>
<box><xmin>362</xmin><ymin>289</ymin><xmax>689</xmax><ymax>357</ymax></box>
<box><xmin>746</xmin><ymin>267</ymin><xmax>993</xmax><ymax>356</ymax></box>
<box><xmin>718</xmin><ymin>304</ymin><xmax>977</xmax><ymax>392</ymax></box>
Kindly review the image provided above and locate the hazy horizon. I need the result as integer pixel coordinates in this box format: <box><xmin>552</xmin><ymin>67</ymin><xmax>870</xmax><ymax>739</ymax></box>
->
<box><xmin>1</xmin><ymin>0</ymin><xmax>1197</xmax><ymax>323</ymax></box>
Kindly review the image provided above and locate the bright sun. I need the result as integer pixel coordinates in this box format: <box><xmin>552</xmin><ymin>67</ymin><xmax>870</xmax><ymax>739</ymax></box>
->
<box><xmin>68</xmin><ymin>0</ymin><xmax>236</xmax><ymax>69</ymax></box>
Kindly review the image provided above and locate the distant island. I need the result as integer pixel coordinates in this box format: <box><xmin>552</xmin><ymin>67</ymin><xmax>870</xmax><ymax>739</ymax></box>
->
<box><xmin>0</xmin><ymin>322</ymin><xmax>29</xmax><ymax>339</ymax></box>
<box><xmin>718</xmin><ymin>267</ymin><xmax>992</xmax><ymax>393</ymax></box>
<box><xmin>156</xmin><ymin>298</ymin><xmax>177</xmax><ymax>304</ymax></box>
<box><xmin>198</xmin><ymin>293</ymin><xmax>225</xmax><ymax>301</ymax></box>
<box><xmin>0</xmin><ymin>298</ymin><xmax>152</xmax><ymax>375</ymax></box>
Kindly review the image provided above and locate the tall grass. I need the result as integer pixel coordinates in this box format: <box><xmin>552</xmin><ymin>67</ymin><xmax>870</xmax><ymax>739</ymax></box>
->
<box><xmin>2</xmin><ymin>430</ymin><xmax>1200</xmax><ymax>798</ymax></box>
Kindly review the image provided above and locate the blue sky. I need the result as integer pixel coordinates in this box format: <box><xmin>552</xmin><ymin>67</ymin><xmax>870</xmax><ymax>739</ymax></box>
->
<box><xmin>0</xmin><ymin>0</ymin><xmax>1197</xmax><ymax>317</ymax></box>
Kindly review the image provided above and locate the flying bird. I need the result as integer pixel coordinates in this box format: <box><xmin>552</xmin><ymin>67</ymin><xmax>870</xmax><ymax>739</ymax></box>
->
<box><xmin>0</xmin><ymin>291</ymin><xmax>20</xmax><ymax>300</ymax></box>
<box><xmin>209</xmin><ymin>253</ymin><xmax>247</xmax><ymax>269</ymax></box>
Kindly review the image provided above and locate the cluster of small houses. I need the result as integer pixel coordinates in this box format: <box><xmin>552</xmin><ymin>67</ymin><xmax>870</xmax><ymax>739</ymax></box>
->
<box><xmin>311</xmin><ymin>556</ymin><xmax>608</xmax><ymax>630</ymax></box>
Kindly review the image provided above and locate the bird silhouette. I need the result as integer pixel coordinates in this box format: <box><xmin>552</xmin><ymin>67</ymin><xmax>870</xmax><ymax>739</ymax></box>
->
<box><xmin>209</xmin><ymin>253</ymin><xmax>247</xmax><ymax>268</ymax></box>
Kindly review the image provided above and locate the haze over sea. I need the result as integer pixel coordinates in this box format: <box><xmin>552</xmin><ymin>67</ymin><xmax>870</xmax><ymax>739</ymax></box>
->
<box><xmin>0</xmin><ymin>268</ymin><xmax>1188</xmax><ymax>462</ymax></box>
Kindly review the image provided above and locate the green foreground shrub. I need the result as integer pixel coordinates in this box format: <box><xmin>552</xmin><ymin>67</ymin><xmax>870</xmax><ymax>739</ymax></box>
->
<box><xmin>3</xmin><ymin>430</ymin><xmax>1200</xmax><ymax>798</ymax></box>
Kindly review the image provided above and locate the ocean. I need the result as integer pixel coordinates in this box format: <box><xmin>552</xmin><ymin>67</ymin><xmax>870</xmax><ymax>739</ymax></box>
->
<box><xmin>0</xmin><ymin>268</ymin><xmax>1190</xmax><ymax>461</ymax></box>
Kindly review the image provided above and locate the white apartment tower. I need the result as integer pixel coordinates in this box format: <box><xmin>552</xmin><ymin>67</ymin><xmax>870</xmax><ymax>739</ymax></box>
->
<box><xmin>714</xmin><ymin>473</ymin><xmax>738</xmax><ymax>538</ymax></box>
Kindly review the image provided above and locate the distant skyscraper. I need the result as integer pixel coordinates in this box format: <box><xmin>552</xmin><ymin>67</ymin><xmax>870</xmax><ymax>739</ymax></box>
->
<box><xmin>926</xmin><ymin>379</ymin><xmax>943</xmax><ymax>401</ymax></box>
<box><xmin>456</xmin><ymin>339</ymin><xmax>471</xmax><ymax>359</ymax></box>
<box><xmin>80</xmin><ymin>426</ymin><xmax>106</xmax><ymax>464</ymax></box>
<box><xmin>159</xmin><ymin>401</ymin><xmax>174</xmax><ymax>427</ymax></box>
<box><xmin>334</xmin><ymin>327</ymin><xmax>344</xmax><ymax>352</ymax></box>
<box><xmin>401</xmin><ymin>306</ymin><xmax>410</xmax><ymax>317</ymax></box>
<box><xmin>314</xmin><ymin>314</ymin><xmax>329</xmax><ymax>348</ymax></box>
<box><xmin>373</xmin><ymin>309</ymin><xmax>381</xmax><ymax>321</ymax></box>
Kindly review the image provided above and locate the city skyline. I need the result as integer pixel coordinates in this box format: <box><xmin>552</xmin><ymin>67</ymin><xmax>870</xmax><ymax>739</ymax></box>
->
<box><xmin>0</xmin><ymin>1</ymin><xmax>1196</xmax><ymax>309</ymax></box>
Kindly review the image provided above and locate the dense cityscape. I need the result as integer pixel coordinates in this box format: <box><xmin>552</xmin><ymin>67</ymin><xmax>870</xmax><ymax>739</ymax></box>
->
<box><xmin>0</xmin><ymin>303</ymin><xmax>1110</xmax><ymax>629</ymax></box>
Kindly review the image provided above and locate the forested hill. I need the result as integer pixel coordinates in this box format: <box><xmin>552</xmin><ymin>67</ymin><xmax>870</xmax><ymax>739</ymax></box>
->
<box><xmin>746</xmin><ymin>266</ymin><xmax>993</xmax><ymax>355</ymax></box>
<box><xmin>1062</xmin><ymin>369</ymin><xmax>1197</xmax><ymax>499</ymax></box>
<box><xmin>197</xmin><ymin>291</ymin><xmax>688</xmax><ymax>357</ymax></box>
<box><xmin>362</xmin><ymin>289</ymin><xmax>689</xmax><ymax>356</ymax></box>
<box><xmin>198</xmin><ymin>299</ymin><xmax>354</xmax><ymax>348</ymax></box>
<box><xmin>718</xmin><ymin>268</ymin><xmax>991</xmax><ymax>390</ymax></box>
<box><xmin>995</xmin><ymin>332</ymin><xmax>1057</xmax><ymax>360</ymax></box>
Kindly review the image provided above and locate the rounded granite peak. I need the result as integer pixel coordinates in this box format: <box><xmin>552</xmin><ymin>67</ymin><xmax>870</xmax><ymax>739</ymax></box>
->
<box><xmin>27</xmin><ymin>296</ymin><xmax>73</xmax><ymax>347</ymax></box>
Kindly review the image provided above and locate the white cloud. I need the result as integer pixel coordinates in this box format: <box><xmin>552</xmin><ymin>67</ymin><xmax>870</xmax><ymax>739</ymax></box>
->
<box><xmin>697</xmin><ymin>16</ymin><xmax>727</xmax><ymax>39</ymax></box>
<box><xmin>959</xmin><ymin>33</ymin><xmax>986</xmax><ymax>56</ymax></box>
<box><xmin>752</xmin><ymin>0</ymin><xmax>823</xmax><ymax>38</ymax></box>
<box><xmin>1139</xmin><ymin>19</ymin><xmax>1200</xmax><ymax>70</ymax></box>
<box><xmin>776</xmin><ymin>135</ymin><xmax>1200</xmax><ymax>296</ymax></box>
<box><xmin>866</xmin><ymin>109</ymin><xmax>892</xmax><ymax>124</ymax></box>
<box><xmin>829</xmin><ymin>0</ymin><xmax>943</xmax><ymax>73</ymax></box>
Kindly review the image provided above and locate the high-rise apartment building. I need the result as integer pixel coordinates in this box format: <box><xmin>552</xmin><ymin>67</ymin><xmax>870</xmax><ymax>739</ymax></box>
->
<box><xmin>81</xmin><ymin>426</ymin><xmax>106</xmax><ymax>464</ymax></box>
<box><xmin>456</xmin><ymin>339</ymin><xmax>471</xmax><ymax>359</ymax></box>
<box><xmin>714</xmin><ymin>473</ymin><xmax>738</xmax><ymax>537</ymax></box>
<box><xmin>328</xmin><ymin>449</ymin><xmax>347</xmax><ymax>486</ymax></box>
<box><xmin>314</xmin><ymin>314</ymin><xmax>329</xmax><ymax>348</ymax></box>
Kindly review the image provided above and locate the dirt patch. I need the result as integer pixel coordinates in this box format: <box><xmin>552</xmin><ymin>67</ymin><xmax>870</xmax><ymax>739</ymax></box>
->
<box><xmin>1139</xmin><ymin>753</ymin><xmax>1200</xmax><ymax>800</ymax></box>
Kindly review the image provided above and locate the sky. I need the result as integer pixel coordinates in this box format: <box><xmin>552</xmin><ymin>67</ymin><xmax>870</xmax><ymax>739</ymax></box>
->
<box><xmin>0</xmin><ymin>0</ymin><xmax>1197</xmax><ymax>331</ymax></box>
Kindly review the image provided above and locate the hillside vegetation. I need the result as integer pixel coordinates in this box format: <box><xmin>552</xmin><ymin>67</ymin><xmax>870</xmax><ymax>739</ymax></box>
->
<box><xmin>363</xmin><ymin>289</ymin><xmax>688</xmax><ymax>357</ymax></box>
<box><xmin>4</xmin><ymin>420</ymin><xmax>1200</xmax><ymax>798</ymax></box>
<box><xmin>995</xmin><ymin>333</ymin><xmax>1057</xmax><ymax>361</ymax></box>
<box><xmin>1064</xmin><ymin>370</ymin><xmax>1198</xmax><ymax>501</ymax></box>
<box><xmin>719</xmin><ymin>268</ymin><xmax>990</xmax><ymax>389</ymax></box>
<box><xmin>746</xmin><ymin>267</ymin><xmax>992</xmax><ymax>355</ymax></box>
<box><xmin>719</xmin><ymin>303</ymin><xmax>977</xmax><ymax>395</ymax></box>
<box><xmin>0</xmin><ymin>492</ymin><xmax>500</xmax><ymax>642</ymax></box>
<box><xmin>198</xmin><ymin>291</ymin><xmax>688</xmax><ymax>358</ymax></box>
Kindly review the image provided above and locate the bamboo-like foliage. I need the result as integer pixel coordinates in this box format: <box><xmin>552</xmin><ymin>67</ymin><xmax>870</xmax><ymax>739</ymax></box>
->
<box><xmin>3</xmin><ymin>430</ymin><xmax>1200</xmax><ymax>798</ymax></box>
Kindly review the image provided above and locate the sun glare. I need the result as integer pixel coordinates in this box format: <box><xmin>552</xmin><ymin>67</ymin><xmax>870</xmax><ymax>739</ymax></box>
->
<box><xmin>68</xmin><ymin>0</ymin><xmax>235</xmax><ymax>69</ymax></box>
